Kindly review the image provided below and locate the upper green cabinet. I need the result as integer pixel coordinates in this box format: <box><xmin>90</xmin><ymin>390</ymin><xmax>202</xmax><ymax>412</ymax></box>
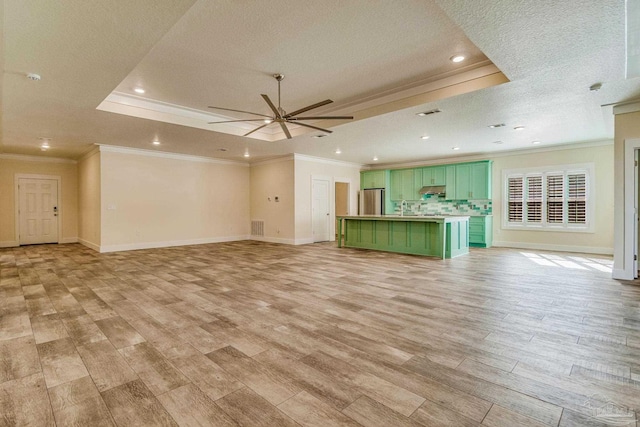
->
<box><xmin>452</xmin><ymin>161</ymin><xmax>492</xmax><ymax>200</ymax></box>
<box><xmin>389</xmin><ymin>169</ymin><xmax>417</xmax><ymax>200</ymax></box>
<box><xmin>421</xmin><ymin>166</ymin><xmax>446</xmax><ymax>186</ymax></box>
<box><xmin>361</xmin><ymin>170</ymin><xmax>386</xmax><ymax>189</ymax></box>
<box><xmin>362</xmin><ymin>160</ymin><xmax>492</xmax><ymax>201</ymax></box>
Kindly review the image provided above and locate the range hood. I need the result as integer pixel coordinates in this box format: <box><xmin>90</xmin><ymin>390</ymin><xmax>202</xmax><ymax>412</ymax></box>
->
<box><xmin>419</xmin><ymin>185</ymin><xmax>446</xmax><ymax>195</ymax></box>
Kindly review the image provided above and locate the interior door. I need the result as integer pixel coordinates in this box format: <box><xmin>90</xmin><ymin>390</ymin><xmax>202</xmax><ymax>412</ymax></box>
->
<box><xmin>312</xmin><ymin>179</ymin><xmax>330</xmax><ymax>242</ymax></box>
<box><xmin>19</xmin><ymin>178</ymin><xmax>59</xmax><ymax>245</ymax></box>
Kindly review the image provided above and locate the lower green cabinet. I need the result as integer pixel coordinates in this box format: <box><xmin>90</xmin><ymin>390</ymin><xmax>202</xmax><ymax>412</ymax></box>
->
<box><xmin>469</xmin><ymin>215</ymin><xmax>493</xmax><ymax>248</ymax></box>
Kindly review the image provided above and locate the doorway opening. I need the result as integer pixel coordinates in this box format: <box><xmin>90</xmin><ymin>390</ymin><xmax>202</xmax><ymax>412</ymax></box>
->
<box><xmin>15</xmin><ymin>175</ymin><xmax>61</xmax><ymax>245</ymax></box>
<box><xmin>335</xmin><ymin>182</ymin><xmax>349</xmax><ymax>239</ymax></box>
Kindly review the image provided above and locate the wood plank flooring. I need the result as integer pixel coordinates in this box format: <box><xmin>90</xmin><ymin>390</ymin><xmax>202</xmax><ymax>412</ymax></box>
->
<box><xmin>1</xmin><ymin>241</ymin><xmax>639</xmax><ymax>426</ymax></box>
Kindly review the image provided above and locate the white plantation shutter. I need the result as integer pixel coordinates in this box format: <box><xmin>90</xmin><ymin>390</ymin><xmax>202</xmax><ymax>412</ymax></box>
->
<box><xmin>546</xmin><ymin>174</ymin><xmax>564</xmax><ymax>223</ymax></box>
<box><xmin>508</xmin><ymin>177</ymin><xmax>523</xmax><ymax>222</ymax></box>
<box><xmin>525</xmin><ymin>176</ymin><xmax>542</xmax><ymax>223</ymax></box>
<box><xmin>567</xmin><ymin>173</ymin><xmax>586</xmax><ymax>224</ymax></box>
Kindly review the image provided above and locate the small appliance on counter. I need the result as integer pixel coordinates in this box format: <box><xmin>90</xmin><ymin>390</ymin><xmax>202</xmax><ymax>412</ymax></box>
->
<box><xmin>359</xmin><ymin>188</ymin><xmax>385</xmax><ymax>215</ymax></box>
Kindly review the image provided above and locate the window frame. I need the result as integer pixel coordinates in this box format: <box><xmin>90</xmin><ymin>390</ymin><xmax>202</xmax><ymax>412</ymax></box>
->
<box><xmin>502</xmin><ymin>163</ymin><xmax>595</xmax><ymax>233</ymax></box>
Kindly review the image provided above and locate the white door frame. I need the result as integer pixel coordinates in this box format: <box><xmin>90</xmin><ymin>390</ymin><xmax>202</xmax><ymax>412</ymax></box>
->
<box><xmin>15</xmin><ymin>173</ymin><xmax>62</xmax><ymax>245</ymax></box>
<box><xmin>619</xmin><ymin>138</ymin><xmax>640</xmax><ymax>279</ymax></box>
<box><xmin>333</xmin><ymin>177</ymin><xmax>352</xmax><ymax>240</ymax></box>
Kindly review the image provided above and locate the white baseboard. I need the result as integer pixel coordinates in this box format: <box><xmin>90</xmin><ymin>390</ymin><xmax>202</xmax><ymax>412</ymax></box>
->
<box><xmin>294</xmin><ymin>238</ymin><xmax>315</xmax><ymax>245</ymax></box>
<box><xmin>492</xmin><ymin>240</ymin><xmax>613</xmax><ymax>255</ymax></box>
<box><xmin>59</xmin><ymin>237</ymin><xmax>78</xmax><ymax>244</ymax></box>
<box><xmin>250</xmin><ymin>236</ymin><xmax>296</xmax><ymax>245</ymax></box>
<box><xmin>612</xmin><ymin>268</ymin><xmax>635</xmax><ymax>280</ymax></box>
<box><xmin>78</xmin><ymin>238</ymin><xmax>101</xmax><ymax>252</ymax></box>
<box><xmin>0</xmin><ymin>240</ymin><xmax>18</xmax><ymax>248</ymax></box>
<box><xmin>98</xmin><ymin>235</ymin><xmax>250</xmax><ymax>253</ymax></box>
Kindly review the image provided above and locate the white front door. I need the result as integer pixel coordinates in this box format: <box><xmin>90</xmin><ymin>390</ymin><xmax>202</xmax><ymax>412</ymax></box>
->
<box><xmin>312</xmin><ymin>179</ymin><xmax>330</xmax><ymax>242</ymax></box>
<box><xmin>19</xmin><ymin>178</ymin><xmax>59</xmax><ymax>245</ymax></box>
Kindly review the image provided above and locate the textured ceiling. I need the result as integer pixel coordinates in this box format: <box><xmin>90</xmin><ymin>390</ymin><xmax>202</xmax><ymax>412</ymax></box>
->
<box><xmin>2</xmin><ymin>0</ymin><xmax>640</xmax><ymax>165</ymax></box>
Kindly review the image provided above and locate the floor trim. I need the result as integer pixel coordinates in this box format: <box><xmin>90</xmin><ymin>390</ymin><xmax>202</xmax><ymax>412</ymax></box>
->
<box><xmin>493</xmin><ymin>240</ymin><xmax>613</xmax><ymax>255</ymax></box>
<box><xmin>99</xmin><ymin>235</ymin><xmax>250</xmax><ymax>253</ymax></box>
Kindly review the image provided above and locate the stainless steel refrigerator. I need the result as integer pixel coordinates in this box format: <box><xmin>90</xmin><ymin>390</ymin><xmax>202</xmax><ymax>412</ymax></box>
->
<box><xmin>359</xmin><ymin>188</ymin><xmax>385</xmax><ymax>215</ymax></box>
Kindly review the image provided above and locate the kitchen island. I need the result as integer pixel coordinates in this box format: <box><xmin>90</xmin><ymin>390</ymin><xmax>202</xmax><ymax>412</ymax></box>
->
<box><xmin>337</xmin><ymin>215</ymin><xmax>469</xmax><ymax>259</ymax></box>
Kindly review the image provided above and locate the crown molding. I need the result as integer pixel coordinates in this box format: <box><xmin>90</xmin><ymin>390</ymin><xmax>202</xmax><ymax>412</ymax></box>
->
<box><xmin>77</xmin><ymin>145</ymin><xmax>100</xmax><ymax>162</ymax></box>
<box><xmin>97</xmin><ymin>145</ymin><xmax>249</xmax><ymax>166</ymax></box>
<box><xmin>364</xmin><ymin>139</ymin><xmax>613</xmax><ymax>170</ymax></box>
<box><xmin>0</xmin><ymin>153</ymin><xmax>77</xmax><ymax>164</ymax></box>
<box><xmin>250</xmin><ymin>154</ymin><xmax>295</xmax><ymax>167</ymax></box>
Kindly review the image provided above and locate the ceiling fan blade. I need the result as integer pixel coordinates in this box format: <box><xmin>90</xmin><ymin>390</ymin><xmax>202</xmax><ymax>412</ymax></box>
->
<box><xmin>288</xmin><ymin>116</ymin><xmax>354</xmax><ymax>121</ymax></box>
<box><xmin>261</xmin><ymin>94</ymin><xmax>281</xmax><ymax>118</ymax></box>
<box><xmin>208</xmin><ymin>106</ymin><xmax>272</xmax><ymax>118</ymax></box>
<box><xmin>279</xmin><ymin>121</ymin><xmax>292</xmax><ymax>139</ymax></box>
<box><xmin>284</xmin><ymin>99</ymin><xmax>333</xmax><ymax>118</ymax></box>
<box><xmin>287</xmin><ymin>120</ymin><xmax>333</xmax><ymax>134</ymax></box>
<box><xmin>244</xmin><ymin>123</ymin><xmax>269</xmax><ymax>137</ymax></box>
<box><xmin>208</xmin><ymin>119</ymin><xmax>269</xmax><ymax>124</ymax></box>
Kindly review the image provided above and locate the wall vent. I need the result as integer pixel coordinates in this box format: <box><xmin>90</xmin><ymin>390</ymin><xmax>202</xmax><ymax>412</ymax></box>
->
<box><xmin>251</xmin><ymin>220</ymin><xmax>265</xmax><ymax>236</ymax></box>
<box><xmin>416</xmin><ymin>109</ymin><xmax>441</xmax><ymax>116</ymax></box>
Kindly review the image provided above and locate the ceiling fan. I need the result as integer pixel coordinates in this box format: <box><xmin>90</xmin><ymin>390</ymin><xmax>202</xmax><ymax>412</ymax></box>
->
<box><xmin>207</xmin><ymin>74</ymin><xmax>354</xmax><ymax>139</ymax></box>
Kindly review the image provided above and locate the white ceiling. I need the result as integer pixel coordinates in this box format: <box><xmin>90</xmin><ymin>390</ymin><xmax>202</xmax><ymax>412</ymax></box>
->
<box><xmin>2</xmin><ymin>0</ymin><xmax>640</xmax><ymax>165</ymax></box>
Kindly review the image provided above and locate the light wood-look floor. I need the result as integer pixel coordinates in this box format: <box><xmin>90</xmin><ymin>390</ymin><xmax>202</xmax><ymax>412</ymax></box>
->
<box><xmin>1</xmin><ymin>241</ymin><xmax>639</xmax><ymax>427</ymax></box>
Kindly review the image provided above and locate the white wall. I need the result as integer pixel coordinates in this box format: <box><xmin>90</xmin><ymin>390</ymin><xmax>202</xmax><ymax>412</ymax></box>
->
<box><xmin>249</xmin><ymin>157</ymin><xmax>295</xmax><ymax>244</ymax></box>
<box><xmin>294</xmin><ymin>155</ymin><xmax>361</xmax><ymax>243</ymax></box>
<box><xmin>78</xmin><ymin>150</ymin><xmax>101</xmax><ymax>249</ymax></box>
<box><xmin>99</xmin><ymin>147</ymin><xmax>250</xmax><ymax>252</ymax></box>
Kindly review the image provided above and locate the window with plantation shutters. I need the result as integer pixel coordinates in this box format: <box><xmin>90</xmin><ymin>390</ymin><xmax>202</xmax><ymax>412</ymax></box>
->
<box><xmin>546</xmin><ymin>175</ymin><xmax>564</xmax><ymax>223</ymax></box>
<box><xmin>526</xmin><ymin>176</ymin><xmax>542</xmax><ymax>223</ymax></box>
<box><xmin>503</xmin><ymin>164</ymin><xmax>592</xmax><ymax>232</ymax></box>
<box><xmin>567</xmin><ymin>173</ymin><xmax>586</xmax><ymax>224</ymax></box>
<box><xmin>508</xmin><ymin>177</ymin><xmax>523</xmax><ymax>222</ymax></box>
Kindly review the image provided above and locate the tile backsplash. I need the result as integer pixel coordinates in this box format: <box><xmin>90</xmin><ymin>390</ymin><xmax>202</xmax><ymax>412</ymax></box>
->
<box><xmin>394</xmin><ymin>195</ymin><xmax>492</xmax><ymax>216</ymax></box>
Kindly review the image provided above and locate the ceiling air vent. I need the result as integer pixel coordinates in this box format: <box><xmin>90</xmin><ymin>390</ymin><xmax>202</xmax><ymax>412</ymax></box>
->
<box><xmin>416</xmin><ymin>109</ymin><xmax>441</xmax><ymax>116</ymax></box>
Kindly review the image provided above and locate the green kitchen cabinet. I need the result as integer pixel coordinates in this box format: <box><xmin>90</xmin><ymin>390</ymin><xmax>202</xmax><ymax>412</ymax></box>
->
<box><xmin>361</xmin><ymin>170</ymin><xmax>386</xmax><ymax>189</ymax></box>
<box><xmin>421</xmin><ymin>166</ymin><xmax>446</xmax><ymax>186</ymax></box>
<box><xmin>445</xmin><ymin>165</ymin><xmax>456</xmax><ymax>199</ymax></box>
<box><xmin>389</xmin><ymin>169</ymin><xmax>417</xmax><ymax>200</ymax></box>
<box><xmin>453</xmin><ymin>161</ymin><xmax>492</xmax><ymax>200</ymax></box>
<box><xmin>469</xmin><ymin>215</ymin><xmax>493</xmax><ymax>248</ymax></box>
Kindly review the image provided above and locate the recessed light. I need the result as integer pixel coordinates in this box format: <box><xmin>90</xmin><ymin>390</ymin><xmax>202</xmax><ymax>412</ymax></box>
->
<box><xmin>492</xmin><ymin>141</ymin><xmax>504</xmax><ymax>144</ymax></box>
<box><xmin>514</xmin><ymin>126</ymin><xmax>525</xmax><ymax>131</ymax></box>
<box><xmin>217</xmin><ymin>148</ymin><xmax>228</xmax><ymax>152</ymax></box>
<box><xmin>264</xmin><ymin>118</ymin><xmax>273</xmax><ymax>124</ymax></box>
<box><xmin>313</xmin><ymin>134</ymin><xmax>327</xmax><ymax>138</ymax></box>
<box><xmin>532</xmin><ymin>141</ymin><xmax>541</xmax><ymax>145</ymax></box>
<box><xmin>488</xmin><ymin>123</ymin><xmax>506</xmax><ymax>128</ymax></box>
<box><xmin>421</xmin><ymin>136</ymin><xmax>430</xmax><ymax>140</ymax></box>
<box><xmin>452</xmin><ymin>147</ymin><xmax>460</xmax><ymax>150</ymax></box>
<box><xmin>27</xmin><ymin>73</ymin><xmax>42</xmax><ymax>81</ymax></box>
<box><xmin>416</xmin><ymin>109</ymin><xmax>441</xmax><ymax>116</ymax></box>
<box><xmin>373</xmin><ymin>156</ymin><xmax>378</xmax><ymax>161</ymax></box>
<box><xmin>134</xmin><ymin>88</ymin><xmax>145</xmax><ymax>94</ymax></box>
<box><xmin>244</xmin><ymin>152</ymin><xmax>250</xmax><ymax>158</ymax></box>
<box><xmin>335</xmin><ymin>149</ymin><xmax>341</xmax><ymax>154</ymax></box>
<box><xmin>152</xmin><ymin>140</ymin><xmax>160</xmax><ymax>146</ymax></box>
<box><xmin>589</xmin><ymin>83</ymin><xmax>602</xmax><ymax>92</ymax></box>
<box><xmin>450</xmin><ymin>55</ymin><xmax>466</xmax><ymax>63</ymax></box>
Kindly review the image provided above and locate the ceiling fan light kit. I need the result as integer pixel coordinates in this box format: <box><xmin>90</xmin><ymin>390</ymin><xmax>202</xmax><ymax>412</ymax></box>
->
<box><xmin>208</xmin><ymin>74</ymin><xmax>354</xmax><ymax>139</ymax></box>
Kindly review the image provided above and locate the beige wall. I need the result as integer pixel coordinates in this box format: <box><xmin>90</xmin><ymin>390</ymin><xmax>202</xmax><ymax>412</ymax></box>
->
<box><xmin>0</xmin><ymin>157</ymin><xmax>78</xmax><ymax>246</ymax></box>
<box><xmin>294</xmin><ymin>157</ymin><xmax>361</xmax><ymax>243</ymax></box>
<box><xmin>249</xmin><ymin>158</ymin><xmax>295</xmax><ymax>243</ymax></box>
<box><xmin>613</xmin><ymin>111</ymin><xmax>640</xmax><ymax>276</ymax></box>
<box><xmin>492</xmin><ymin>143</ymin><xmax>614</xmax><ymax>254</ymax></box>
<box><xmin>78</xmin><ymin>151</ymin><xmax>101</xmax><ymax>248</ymax></box>
<box><xmin>99</xmin><ymin>149</ymin><xmax>250</xmax><ymax>251</ymax></box>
